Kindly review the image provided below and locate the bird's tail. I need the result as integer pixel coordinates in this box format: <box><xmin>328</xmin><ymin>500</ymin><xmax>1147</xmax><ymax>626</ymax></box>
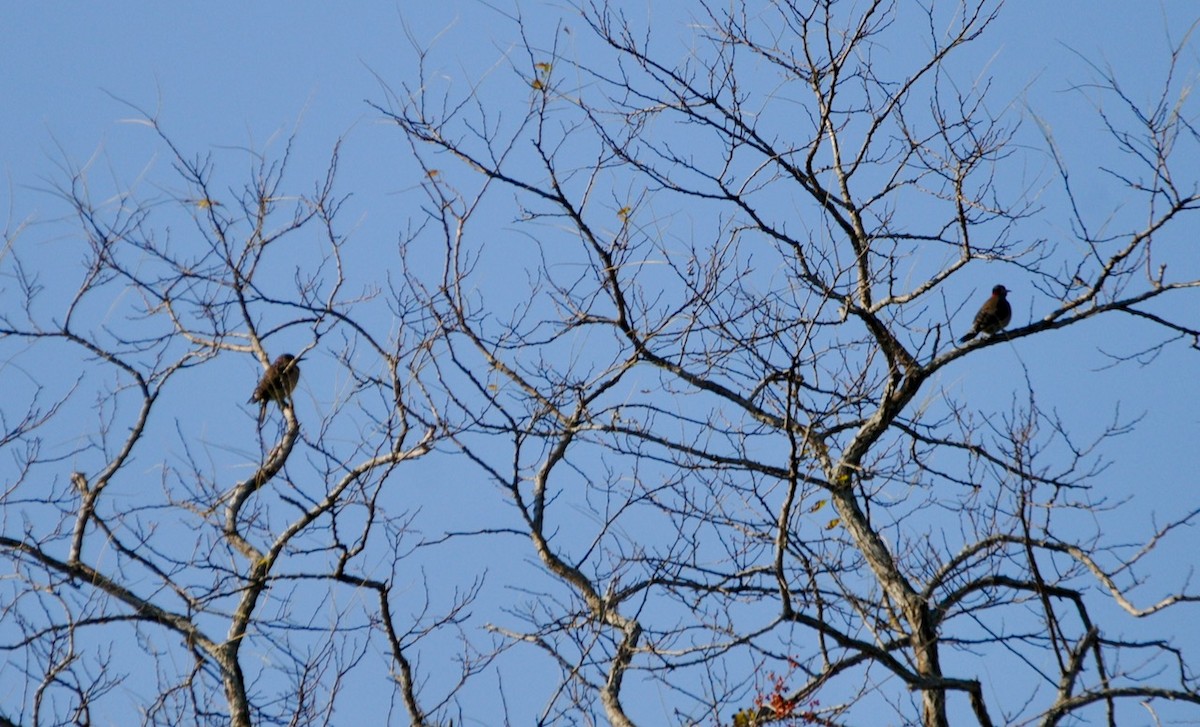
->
<box><xmin>959</xmin><ymin>331</ymin><xmax>977</xmax><ymax>342</ymax></box>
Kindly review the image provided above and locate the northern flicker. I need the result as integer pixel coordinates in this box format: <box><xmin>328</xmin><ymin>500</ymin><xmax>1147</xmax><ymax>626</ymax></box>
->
<box><xmin>249</xmin><ymin>353</ymin><xmax>300</xmax><ymax>423</ymax></box>
<box><xmin>960</xmin><ymin>285</ymin><xmax>1012</xmax><ymax>342</ymax></box>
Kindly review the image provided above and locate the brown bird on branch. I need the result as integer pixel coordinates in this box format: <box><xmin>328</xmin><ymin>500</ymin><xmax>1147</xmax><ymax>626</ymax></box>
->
<box><xmin>960</xmin><ymin>285</ymin><xmax>1012</xmax><ymax>342</ymax></box>
<box><xmin>249</xmin><ymin>353</ymin><xmax>300</xmax><ymax>423</ymax></box>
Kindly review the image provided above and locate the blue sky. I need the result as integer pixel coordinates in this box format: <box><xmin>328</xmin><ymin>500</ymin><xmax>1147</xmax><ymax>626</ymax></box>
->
<box><xmin>2</xmin><ymin>2</ymin><xmax>1194</xmax><ymax>221</ymax></box>
<box><xmin>3</xmin><ymin>2</ymin><xmax>1200</xmax><ymax>725</ymax></box>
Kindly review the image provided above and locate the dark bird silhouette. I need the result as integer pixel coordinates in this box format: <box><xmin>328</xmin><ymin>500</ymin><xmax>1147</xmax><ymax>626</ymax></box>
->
<box><xmin>960</xmin><ymin>285</ymin><xmax>1012</xmax><ymax>342</ymax></box>
<box><xmin>249</xmin><ymin>353</ymin><xmax>300</xmax><ymax>423</ymax></box>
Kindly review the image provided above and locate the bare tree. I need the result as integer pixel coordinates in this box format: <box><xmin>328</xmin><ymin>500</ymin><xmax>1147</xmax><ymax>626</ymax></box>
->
<box><xmin>376</xmin><ymin>1</ymin><xmax>1200</xmax><ymax>725</ymax></box>
<box><xmin>2</xmin><ymin>1</ymin><xmax>1200</xmax><ymax>726</ymax></box>
<box><xmin>0</xmin><ymin>116</ymin><xmax>461</xmax><ymax>726</ymax></box>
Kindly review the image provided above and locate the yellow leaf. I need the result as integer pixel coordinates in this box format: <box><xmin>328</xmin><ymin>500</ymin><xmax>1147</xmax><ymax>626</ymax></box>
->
<box><xmin>825</xmin><ymin>517</ymin><xmax>840</xmax><ymax>530</ymax></box>
<box><xmin>732</xmin><ymin>710</ymin><xmax>755</xmax><ymax>727</ymax></box>
<box><xmin>808</xmin><ymin>499</ymin><xmax>826</xmax><ymax>513</ymax></box>
<box><xmin>535</xmin><ymin>62</ymin><xmax>553</xmax><ymax>73</ymax></box>
<box><xmin>427</xmin><ymin>169</ymin><xmax>440</xmax><ymax>178</ymax></box>
<box><xmin>531</xmin><ymin>79</ymin><xmax>544</xmax><ymax>90</ymax></box>
<box><xmin>617</xmin><ymin>206</ymin><xmax>632</xmax><ymax>219</ymax></box>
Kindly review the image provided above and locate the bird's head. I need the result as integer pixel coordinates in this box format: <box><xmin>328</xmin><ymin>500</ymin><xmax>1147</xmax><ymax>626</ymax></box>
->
<box><xmin>271</xmin><ymin>353</ymin><xmax>301</xmax><ymax>372</ymax></box>
<box><xmin>992</xmin><ymin>285</ymin><xmax>1008</xmax><ymax>297</ymax></box>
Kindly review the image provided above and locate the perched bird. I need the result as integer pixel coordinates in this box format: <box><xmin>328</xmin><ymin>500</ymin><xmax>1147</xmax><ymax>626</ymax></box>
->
<box><xmin>960</xmin><ymin>285</ymin><xmax>1012</xmax><ymax>342</ymax></box>
<box><xmin>249</xmin><ymin>353</ymin><xmax>300</xmax><ymax>423</ymax></box>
